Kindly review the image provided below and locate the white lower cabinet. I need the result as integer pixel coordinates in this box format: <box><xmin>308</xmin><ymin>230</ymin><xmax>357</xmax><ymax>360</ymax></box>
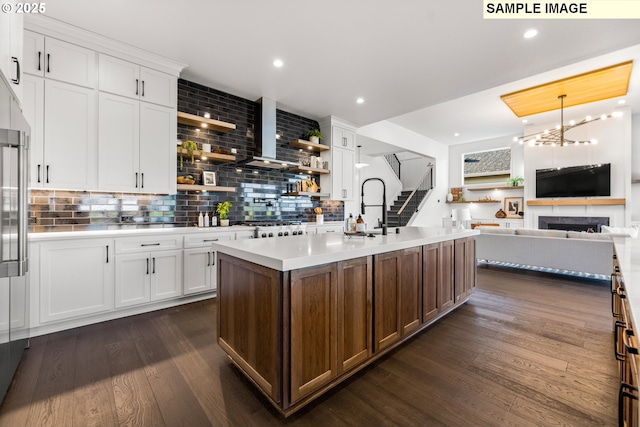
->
<box><xmin>37</xmin><ymin>239</ymin><xmax>114</xmax><ymax>323</ymax></box>
<box><xmin>115</xmin><ymin>249</ymin><xmax>182</xmax><ymax>308</ymax></box>
<box><xmin>183</xmin><ymin>232</ymin><xmax>234</xmax><ymax>295</ymax></box>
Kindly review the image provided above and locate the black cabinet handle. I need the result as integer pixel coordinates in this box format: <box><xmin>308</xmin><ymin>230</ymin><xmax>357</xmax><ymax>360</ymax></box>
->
<box><xmin>135</xmin><ymin>172</ymin><xmax>138</xmax><ymax>188</ymax></box>
<box><xmin>624</xmin><ymin>328</ymin><xmax>638</xmax><ymax>355</ymax></box>
<box><xmin>37</xmin><ymin>51</ymin><xmax>41</xmax><ymax>71</ymax></box>
<box><xmin>619</xmin><ymin>383</ymin><xmax>638</xmax><ymax>427</ymax></box>
<box><xmin>141</xmin><ymin>243</ymin><xmax>161</xmax><ymax>247</ymax></box>
<box><xmin>211</xmin><ymin>252</ymin><xmax>215</xmax><ymax>266</ymax></box>
<box><xmin>614</xmin><ymin>320</ymin><xmax>626</xmax><ymax>361</ymax></box>
<box><xmin>37</xmin><ymin>164</ymin><xmax>41</xmax><ymax>183</ymax></box>
<box><xmin>46</xmin><ymin>53</ymin><xmax>50</xmax><ymax>73</ymax></box>
<box><xmin>11</xmin><ymin>57</ymin><xmax>20</xmax><ymax>84</ymax></box>
<box><xmin>46</xmin><ymin>165</ymin><xmax>50</xmax><ymax>183</ymax></box>
<box><xmin>141</xmin><ymin>80</ymin><xmax>145</xmax><ymax>97</ymax></box>
<box><xmin>207</xmin><ymin>252</ymin><xmax>210</xmax><ymax>267</ymax></box>
<box><xmin>152</xmin><ymin>257</ymin><xmax>156</xmax><ymax>274</ymax></box>
<box><xmin>203</xmin><ymin>239</ymin><xmax>219</xmax><ymax>242</ymax></box>
<box><xmin>106</xmin><ymin>245</ymin><xmax>109</xmax><ymax>263</ymax></box>
<box><xmin>146</xmin><ymin>258</ymin><xmax>149</xmax><ymax>275</ymax></box>
<box><xmin>141</xmin><ymin>173</ymin><xmax>144</xmax><ymax>188</ymax></box>
<box><xmin>135</xmin><ymin>79</ymin><xmax>139</xmax><ymax>95</ymax></box>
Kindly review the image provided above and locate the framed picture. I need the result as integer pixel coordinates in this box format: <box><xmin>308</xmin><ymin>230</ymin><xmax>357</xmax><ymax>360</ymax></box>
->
<box><xmin>504</xmin><ymin>197</ymin><xmax>523</xmax><ymax>218</ymax></box>
<box><xmin>203</xmin><ymin>171</ymin><xmax>217</xmax><ymax>186</ymax></box>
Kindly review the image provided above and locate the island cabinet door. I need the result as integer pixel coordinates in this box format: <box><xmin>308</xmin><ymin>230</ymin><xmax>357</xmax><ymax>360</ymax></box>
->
<box><xmin>454</xmin><ymin>238</ymin><xmax>467</xmax><ymax>303</ymax></box>
<box><xmin>465</xmin><ymin>237</ymin><xmax>477</xmax><ymax>294</ymax></box>
<box><xmin>337</xmin><ymin>256</ymin><xmax>372</xmax><ymax>374</ymax></box>
<box><xmin>217</xmin><ymin>254</ymin><xmax>281</xmax><ymax>403</ymax></box>
<box><xmin>289</xmin><ymin>263</ymin><xmax>338</xmax><ymax>404</ymax></box>
<box><xmin>439</xmin><ymin>240</ymin><xmax>455</xmax><ymax>311</ymax></box>
<box><xmin>374</xmin><ymin>247</ymin><xmax>422</xmax><ymax>352</ymax></box>
<box><xmin>423</xmin><ymin>243</ymin><xmax>440</xmax><ymax>322</ymax></box>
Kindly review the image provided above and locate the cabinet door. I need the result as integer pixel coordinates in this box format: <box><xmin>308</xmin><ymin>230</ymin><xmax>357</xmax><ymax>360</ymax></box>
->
<box><xmin>454</xmin><ymin>238</ymin><xmax>466</xmax><ymax>302</ymax></box>
<box><xmin>331</xmin><ymin>126</ymin><xmax>354</xmax><ymax>150</ymax></box>
<box><xmin>150</xmin><ymin>249</ymin><xmax>182</xmax><ymax>301</ymax></box>
<box><xmin>465</xmin><ymin>237</ymin><xmax>476</xmax><ymax>294</ymax></box>
<box><xmin>115</xmin><ymin>252</ymin><xmax>150</xmax><ymax>308</ymax></box>
<box><xmin>183</xmin><ymin>248</ymin><xmax>213</xmax><ymax>295</ymax></box>
<box><xmin>22</xmin><ymin>30</ymin><xmax>45</xmax><ymax>77</ymax></box>
<box><xmin>39</xmin><ymin>239</ymin><xmax>114</xmax><ymax>323</ymax></box>
<box><xmin>139</xmin><ymin>102</ymin><xmax>176</xmax><ymax>194</ymax></box>
<box><xmin>21</xmin><ymin>74</ymin><xmax>44</xmax><ymax>187</ymax></box>
<box><xmin>139</xmin><ymin>67</ymin><xmax>176</xmax><ymax>107</ymax></box>
<box><xmin>44</xmin><ymin>79</ymin><xmax>97</xmax><ymax>190</ymax></box>
<box><xmin>44</xmin><ymin>37</ymin><xmax>96</xmax><ymax>88</ymax></box>
<box><xmin>374</xmin><ymin>251</ymin><xmax>400</xmax><ymax>351</ymax></box>
<box><xmin>423</xmin><ymin>243</ymin><xmax>439</xmax><ymax>322</ymax></box>
<box><xmin>290</xmin><ymin>263</ymin><xmax>337</xmax><ymax>403</ymax></box>
<box><xmin>0</xmin><ymin>1</ymin><xmax>23</xmax><ymax>98</ymax></box>
<box><xmin>331</xmin><ymin>147</ymin><xmax>355</xmax><ymax>201</ymax></box>
<box><xmin>399</xmin><ymin>247</ymin><xmax>422</xmax><ymax>336</ymax></box>
<box><xmin>98</xmin><ymin>54</ymin><xmax>139</xmax><ymax>99</ymax></box>
<box><xmin>337</xmin><ymin>256</ymin><xmax>371</xmax><ymax>373</ymax></box>
<box><xmin>98</xmin><ymin>92</ymin><xmax>140</xmax><ymax>192</ymax></box>
<box><xmin>439</xmin><ymin>240</ymin><xmax>454</xmax><ymax>310</ymax></box>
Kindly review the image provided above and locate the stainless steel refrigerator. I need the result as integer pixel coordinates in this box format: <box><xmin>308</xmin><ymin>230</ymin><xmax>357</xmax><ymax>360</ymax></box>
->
<box><xmin>0</xmin><ymin>70</ymin><xmax>30</xmax><ymax>404</ymax></box>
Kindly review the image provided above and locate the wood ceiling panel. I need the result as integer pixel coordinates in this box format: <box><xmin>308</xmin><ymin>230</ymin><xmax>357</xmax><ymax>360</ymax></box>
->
<box><xmin>501</xmin><ymin>61</ymin><xmax>633</xmax><ymax>117</ymax></box>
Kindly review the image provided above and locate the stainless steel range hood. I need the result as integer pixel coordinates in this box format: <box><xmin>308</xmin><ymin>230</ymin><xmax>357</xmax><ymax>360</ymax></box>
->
<box><xmin>242</xmin><ymin>97</ymin><xmax>301</xmax><ymax>169</ymax></box>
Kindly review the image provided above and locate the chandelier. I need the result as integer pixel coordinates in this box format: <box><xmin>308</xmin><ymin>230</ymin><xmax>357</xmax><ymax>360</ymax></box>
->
<box><xmin>514</xmin><ymin>95</ymin><xmax>623</xmax><ymax>147</ymax></box>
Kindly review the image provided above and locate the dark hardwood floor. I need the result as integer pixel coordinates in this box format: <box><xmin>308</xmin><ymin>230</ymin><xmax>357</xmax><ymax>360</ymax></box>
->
<box><xmin>0</xmin><ymin>266</ymin><xmax>617</xmax><ymax>426</ymax></box>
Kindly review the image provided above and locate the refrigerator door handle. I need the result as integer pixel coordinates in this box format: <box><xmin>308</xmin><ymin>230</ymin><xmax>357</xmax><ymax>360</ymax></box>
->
<box><xmin>18</xmin><ymin>131</ymin><xmax>29</xmax><ymax>275</ymax></box>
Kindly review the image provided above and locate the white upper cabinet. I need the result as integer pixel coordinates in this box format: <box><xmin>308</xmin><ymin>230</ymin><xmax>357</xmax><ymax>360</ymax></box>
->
<box><xmin>332</xmin><ymin>125</ymin><xmax>355</xmax><ymax>150</ymax></box>
<box><xmin>99</xmin><ymin>54</ymin><xmax>176</xmax><ymax>108</ymax></box>
<box><xmin>23</xmin><ymin>30</ymin><xmax>96</xmax><ymax>88</ymax></box>
<box><xmin>0</xmin><ymin>1</ymin><xmax>24</xmax><ymax>101</ymax></box>
<box><xmin>320</xmin><ymin>118</ymin><xmax>357</xmax><ymax>201</ymax></box>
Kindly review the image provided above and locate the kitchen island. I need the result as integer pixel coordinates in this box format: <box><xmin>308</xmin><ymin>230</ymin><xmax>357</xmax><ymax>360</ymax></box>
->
<box><xmin>213</xmin><ymin>227</ymin><xmax>478</xmax><ymax>416</ymax></box>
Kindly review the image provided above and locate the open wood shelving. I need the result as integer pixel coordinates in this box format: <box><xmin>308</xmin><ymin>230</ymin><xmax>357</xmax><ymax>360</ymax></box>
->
<box><xmin>289</xmin><ymin>139</ymin><xmax>330</xmax><ymax>152</ymax></box>
<box><xmin>176</xmin><ymin>184</ymin><xmax>236</xmax><ymax>192</ymax></box>
<box><xmin>466</xmin><ymin>186</ymin><xmax>524</xmax><ymax>191</ymax></box>
<box><xmin>177</xmin><ymin>111</ymin><xmax>236</xmax><ymax>133</ymax></box>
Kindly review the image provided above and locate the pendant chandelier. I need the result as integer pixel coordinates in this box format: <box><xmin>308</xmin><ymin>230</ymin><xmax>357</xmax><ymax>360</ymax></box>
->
<box><xmin>514</xmin><ymin>94</ymin><xmax>623</xmax><ymax>147</ymax></box>
<box><xmin>355</xmin><ymin>145</ymin><xmax>369</xmax><ymax>168</ymax></box>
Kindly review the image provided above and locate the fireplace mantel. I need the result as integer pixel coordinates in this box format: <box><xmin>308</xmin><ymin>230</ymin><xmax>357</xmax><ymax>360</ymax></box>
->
<box><xmin>527</xmin><ymin>198</ymin><xmax>626</xmax><ymax>206</ymax></box>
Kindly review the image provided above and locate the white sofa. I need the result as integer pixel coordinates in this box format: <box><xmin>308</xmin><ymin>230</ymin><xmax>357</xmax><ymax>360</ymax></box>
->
<box><xmin>475</xmin><ymin>227</ymin><xmax>619</xmax><ymax>277</ymax></box>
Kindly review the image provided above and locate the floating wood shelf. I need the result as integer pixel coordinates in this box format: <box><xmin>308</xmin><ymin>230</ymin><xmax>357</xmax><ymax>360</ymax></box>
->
<box><xmin>177</xmin><ymin>111</ymin><xmax>236</xmax><ymax>133</ymax></box>
<box><xmin>467</xmin><ymin>186</ymin><xmax>524</xmax><ymax>191</ymax></box>
<box><xmin>526</xmin><ymin>198</ymin><xmax>626</xmax><ymax>206</ymax></box>
<box><xmin>177</xmin><ymin>184</ymin><xmax>236</xmax><ymax>192</ymax></box>
<box><xmin>177</xmin><ymin>148</ymin><xmax>236</xmax><ymax>162</ymax></box>
<box><xmin>282</xmin><ymin>191</ymin><xmax>330</xmax><ymax>198</ymax></box>
<box><xmin>289</xmin><ymin>166</ymin><xmax>330</xmax><ymax>175</ymax></box>
<box><xmin>446</xmin><ymin>200</ymin><xmax>500</xmax><ymax>204</ymax></box>
<box><xmin>632</xmin><ymin>180</ymin><xmax>640</xmax><ymax>184</ymax></box>
<box><xmin>289</xmin><ymin>139</ymin><xmax>331</xmax><ymax>152</ymax></box>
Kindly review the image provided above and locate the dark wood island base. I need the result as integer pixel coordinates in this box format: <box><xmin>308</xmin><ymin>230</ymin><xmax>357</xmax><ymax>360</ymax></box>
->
<box><xmin>217</xmin><ymin>236</ymin><xmax>476</xmax><ymax>417</ymax></box>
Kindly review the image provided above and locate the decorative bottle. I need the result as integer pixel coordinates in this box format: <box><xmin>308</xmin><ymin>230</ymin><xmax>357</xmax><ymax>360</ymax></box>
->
<box><xmin>198</xmin><ymin>212</ymin><xmax>203</xmax><ymax>227</ymax></box>
<box><xmin>204</xmin><ymin>211</ymin><xmax>210</xmax><ymax>227</ymax></box>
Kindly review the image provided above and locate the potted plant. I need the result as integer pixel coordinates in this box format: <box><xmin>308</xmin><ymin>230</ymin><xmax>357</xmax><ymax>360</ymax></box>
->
<box><xmin>304</xmin><ymin>129</ymin><xmax>324</xmax><ymax>144</ymax></box>
<box><xmin>216</xmin><ymin>201</ymin><xmax>232</xmax><ymax>226</ymax></box>
<box><xmin>507</xmin><ymin>176</ymin><xmax>524</xmax><ymax>187</ymax></box>
<box><xmin>179</xmin><ymin>140</ymin><xmax>198</xmax><ymax>170</ymax></box>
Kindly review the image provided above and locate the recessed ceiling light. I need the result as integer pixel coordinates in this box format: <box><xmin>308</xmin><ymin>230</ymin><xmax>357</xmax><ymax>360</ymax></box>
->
<box><xmin>273</xmin><ymin>59</ymin><xmax>284</xmax><ymax>68</ymax></box>
<box><xmin>454</xmin><ymin>133</ymin><xmax>459</xmax><ymax>137</ymax></box>
<box><xmin>522</xmin><ymin>119</ymin><xmax>528</xmax><ymax>124</ymax></box>
<box><xmin>523</xmin><ymin>29</ymin><xmax>538</xmax><ymax>39</ymax></box>
<box><xmin>618</xmin><ymin>99</ymin><xmax>626</xmax><ymax>105</ymax></box>
<box><xmin>356</xmin><ymin>98</ymin><xmax>364</xmax><ymax>104</ymax></box>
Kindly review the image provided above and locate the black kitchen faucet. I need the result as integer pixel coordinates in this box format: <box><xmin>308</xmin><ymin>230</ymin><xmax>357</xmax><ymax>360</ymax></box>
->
<box><xmin>361</xmin><ymin>177</ymin><xmax>387</xmax><ymax>235</ymax></box>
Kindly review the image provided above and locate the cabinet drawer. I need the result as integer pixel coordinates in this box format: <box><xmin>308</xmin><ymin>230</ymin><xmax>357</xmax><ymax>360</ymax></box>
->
<box><xmin>115</xmin><ymin>235</ymin><xmax>182</xmax><ymax>254</ymax></box>
<box><xmin>184</xmin><ymin>232</ymin><xmax>234</xmax><ymax>248</ymax></box>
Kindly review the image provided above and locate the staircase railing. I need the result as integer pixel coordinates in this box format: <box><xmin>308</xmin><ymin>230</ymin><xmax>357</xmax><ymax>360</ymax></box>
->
<box><xmin>384</xmin><ymin>154</ymin><xmax>401</xmax><ymax>181</ymax></box>
<box><xmin>396</xmin><ymin>163</ymin><xmax>434</xmax><ymax>223</ymax></box>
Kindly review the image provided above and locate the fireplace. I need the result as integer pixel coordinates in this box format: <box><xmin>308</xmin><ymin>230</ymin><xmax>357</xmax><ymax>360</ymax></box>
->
<box><xmin>538</xmin><ymin>216</ymin><xmax>609</xmax><ymax>233</ymax></box>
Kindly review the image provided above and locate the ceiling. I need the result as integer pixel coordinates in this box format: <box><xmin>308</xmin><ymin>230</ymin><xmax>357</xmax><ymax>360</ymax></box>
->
<box><xmin>42</xmin><ymin>1</ymin><xmax>640</xmax><ymax>149</ymax></box>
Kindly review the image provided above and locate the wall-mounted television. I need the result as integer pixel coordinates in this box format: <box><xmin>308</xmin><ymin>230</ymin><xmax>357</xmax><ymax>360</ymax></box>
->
<box><xmin>536</xmin><ymin>163</ymin><xmax>611</xmax><ymax>198</ymax></box>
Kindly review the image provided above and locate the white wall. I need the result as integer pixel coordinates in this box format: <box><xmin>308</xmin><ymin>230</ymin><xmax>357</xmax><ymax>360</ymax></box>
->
<box><xmin>401</xmin><ymin>157</ymin><xmax>433</xmax><ymax>190</ymax></box>
<box><xmin>523</xmin><ymin>107</ymin><xmax>632</xmax><ymax>228</ymax></box>
<box><xmin>631</xmin><ymin>112</ymin><xmax>640</xmax><ymax>222</ymax></box>
<box><xmin>357</xmin><ymin>121</ymin><xmax>449</xmax><ymax>227</ymax></box>
<box><xmin>448</xmin><ymin>134</ymin><xmax>524</xmax><ymax>222</ymax></box>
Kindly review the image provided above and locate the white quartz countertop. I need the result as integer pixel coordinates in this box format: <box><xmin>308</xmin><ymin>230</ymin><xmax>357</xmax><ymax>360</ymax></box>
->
<box><xmin>28</xmin><ymin>221</ymin><xmax>344</xmax><ymax>242</ymax></box>
<box><xmin>212</xmin><ymin>226</ymin><xmax>478</xmax><ymax>271</ymax></box>
<box><xmin>613</xmin><ymin>237</ymin><xmax>640</xmax><ymax>330</ymax></box>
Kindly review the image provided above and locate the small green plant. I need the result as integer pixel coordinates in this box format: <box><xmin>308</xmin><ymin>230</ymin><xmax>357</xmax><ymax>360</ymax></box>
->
<box><xmin>179</xmin><ymin>140</ymin><xmax>198</xmax><ymax>170</ymax></box>
<box><xmin>304</xmin><ymin>129</ymin><xmax>324</xmax><ymax>140</ymax></box>
<box><xmin>507</xmin><ymin>176</ymin><xmax>524</xmax><ymax>186</ymax></box>
<box><xmin>216</xmin><ymin>201</ymin><xmax>232</xmax><ymax>219</ymax></box>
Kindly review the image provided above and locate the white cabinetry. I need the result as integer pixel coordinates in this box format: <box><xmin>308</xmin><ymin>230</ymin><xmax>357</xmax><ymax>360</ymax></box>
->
<box><xmin>320</xmin><ymin>117</ymin><xmax>357</xmax><ymax>201</ymax></box>
<box><xmin>0</xmin><ymin>1</ymin><xmax>23</xmax><ymax>101</ymax></box>
<box><xmin>36</xmin><ymin>239</ymin><xmax>114</xmax><ymax>323</ymax></box>
<box><xmin>115</xmin><ymin>236</ymin><xmax>182</xmax><ymax>308</ymax></box>
<box><xmin>99</xmin><ymin>54</ymin><xmax>176</xmax><ymax>108</ymax></box>
<box><xmin>98</xmin><ymin>92</ymin><xmax>176</xmax><ymax>193</ymax></box>
<box><xmin>183</xmin><ymin>232</ymin><xmax>234</xmax><ymax>295</ymax></box>
<box><xmin>308</xmin><ymin>224</ymin><xmax>344</xmax><ymax>234</ymax></box>
<box><xmin>23</xmin><ymin>30</ymin><xmax>96</xmax><ymax>88</ymax></box>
